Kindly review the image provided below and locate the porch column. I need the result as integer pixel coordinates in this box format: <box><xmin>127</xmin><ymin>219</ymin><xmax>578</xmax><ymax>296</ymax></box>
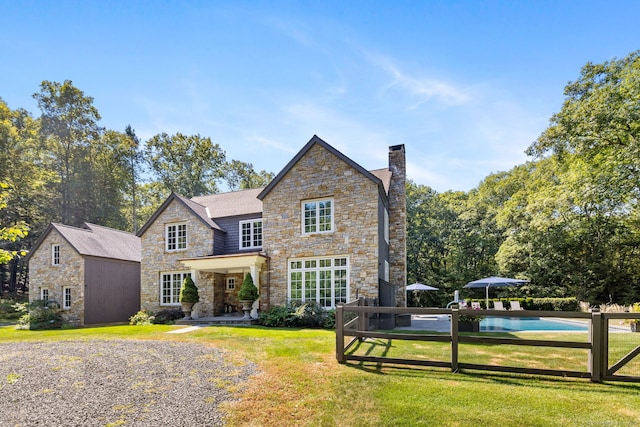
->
<box><xmin>250</xmin><ymin>264</ymin><xmax>260</xmax><ymax>288</ymax></box>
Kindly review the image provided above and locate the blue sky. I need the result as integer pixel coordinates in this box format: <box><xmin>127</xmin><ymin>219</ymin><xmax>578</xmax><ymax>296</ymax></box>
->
<box><xmin>2</xmin><ymin>1</ymin><xmax>639</xmax><ymax>192</ymax></box>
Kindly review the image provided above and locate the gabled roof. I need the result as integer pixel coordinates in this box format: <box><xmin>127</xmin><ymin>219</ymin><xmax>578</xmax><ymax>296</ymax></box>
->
<box><xmin>27</xmin><ymin>223</ymin><xmax>141</xmax><ymax>263</ymax></box>
<box><xmin>191</xmin><ymin>187</ymin><xmax>263</xmax><ymax>218</ymax></box>
<box><xmin>370</xmin><ymin>168</ymin><xmax>392</xmax><ymax>195</ymax></box>
<box><xmin>257</xmin><ymin>135</ymin><xmax>384</xmax><ymax>200</ymax></box>
<box><xmin>137</xmin><ymin>193</ymin><xmax>223</xmax><ymax>237</ymax></box>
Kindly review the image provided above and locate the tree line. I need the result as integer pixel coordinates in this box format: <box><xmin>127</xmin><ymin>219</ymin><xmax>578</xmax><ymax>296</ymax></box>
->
<box><xmin>2</xmin><ymin>50</ymin><xmax>639</xmax><ymax>305</ymax></box>
<box><xmin>0</xmin><ymin>80</ymin><xmax>273</xmax><ymax>295</ymax></box>
<box><xmin>408</xmin><ymin>50</ymin><xmax>640</xmax><ymax>306</ymax></box>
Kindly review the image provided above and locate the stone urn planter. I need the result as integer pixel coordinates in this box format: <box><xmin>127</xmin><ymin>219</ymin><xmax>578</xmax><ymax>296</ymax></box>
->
<box><xmin>180</xmin><ymin>302</ymin><xmax>195</xmax><ymax>320</ymax></box>
<box><xmin>239</xmin><ymin>300</ymin><xmax>254</xmax><ymax>320</ymax></box>
<box><xmin>238</xmin><ymin>273</ymin><xmax>259</xmax><ymax>320</ymax></box>
<box><xmin>179</xmin><ymin>276</ymin><xmax>199</xmax><ymax>320</ymax></box>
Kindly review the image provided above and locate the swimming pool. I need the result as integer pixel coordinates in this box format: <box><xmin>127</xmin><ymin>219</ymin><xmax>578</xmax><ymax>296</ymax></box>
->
<box><xmin>480</xmin><ymin>316</ymin><xmax>588</xmax><ymax>332</ymax></box>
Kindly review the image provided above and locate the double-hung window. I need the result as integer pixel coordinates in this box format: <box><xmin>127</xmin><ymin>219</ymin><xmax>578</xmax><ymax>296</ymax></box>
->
<box><xmin>40</xmin><ymin>288</ymin><xmax>49</xmax><ymax>302</ymax></box>
<box><xmin>288</xmin><ymin>257</ymin><xmax>348</xmax><ymax>308</ymax></box>
<box><xmin>160</xmin><ymin>272</ymin><xmax>192</xmax><ymax>305</ymax></box>
<box><xmin>302</xmin><ymin>199</ymin><xmax>333</xmax><ymax>234</ymax></box>
<box><xmin>52</xmin><ymin>244</ymin><xmax>60</xmax><ymax>265</ymax></box>
<box><xmin>239</xmin><ymin>219</ymin><xmax>262</xmax><ymax>249</ymax></box>
<box><xmin>166</xmin><ymin>223</ymin><xmax>187</xmax><ymax>251</ymax></box>
<box><xmin>62</xmin><ymin>287</ymin><xmax>72</xmax><ymax>309</ymax></box>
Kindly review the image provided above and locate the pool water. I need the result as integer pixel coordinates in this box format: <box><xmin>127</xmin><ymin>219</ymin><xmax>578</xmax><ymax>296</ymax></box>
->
<box><xmin>480</xmin><ymin>316</ymin><xmax>588</xmax><ymax>332</ymax></box>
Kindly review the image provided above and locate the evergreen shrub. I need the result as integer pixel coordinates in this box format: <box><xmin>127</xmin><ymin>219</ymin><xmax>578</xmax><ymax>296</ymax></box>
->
<box><xmin>238</xmin><ymin>273</ymin><xmax>259</xmax><ymax>301</ymax></box>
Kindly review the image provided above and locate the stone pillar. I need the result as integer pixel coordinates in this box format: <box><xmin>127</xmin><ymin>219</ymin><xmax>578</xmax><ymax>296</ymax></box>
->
<box><xmin>388</xmin><ymin>145</ymin><xmax>407</xmax><ymax>306</ymax></box>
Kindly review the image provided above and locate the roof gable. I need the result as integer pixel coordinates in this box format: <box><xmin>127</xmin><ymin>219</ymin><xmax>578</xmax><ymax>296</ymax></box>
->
<box><xmin>137</xmin><ymin>193</ymin><xmax>223</xmax><ymax>237</ymax></box>
<box><xmin>28</xmin><ymin>222</ymin><xmax>141</xmax><ymax>263</ymax></box>
<box><xmin>191</xmin><ymin>187</ymin><xmax>263</xmax><ymax>218</ymax></box>
<box><xmin>257</xmin><ymin>135</ymin><xmax>384</xmax><ymax>200</ymax></box>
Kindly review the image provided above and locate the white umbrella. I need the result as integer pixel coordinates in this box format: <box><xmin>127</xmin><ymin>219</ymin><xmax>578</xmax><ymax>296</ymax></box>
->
<box><xmin>406</xmin><ymin>283</ymin><xmax>439</xmax><ymax>291</ymax></box>
<box><xmin>463</xmin><ymin>276</ymin><xmax>529</xmax><ymax>308</ymax></box>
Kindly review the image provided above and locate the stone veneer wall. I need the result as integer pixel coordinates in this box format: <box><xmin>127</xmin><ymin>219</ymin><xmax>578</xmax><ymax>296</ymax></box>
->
<box><xmin>262</xmin><ymin>143</ymin><xmax>381</xmax><ymax>307</ymax></box>
<box><xmin>388</xmin><ymin>145</ymin><xmax>407</xmax><ymax>306</ymax></box>
<box><xmin>139</xmin><ymin>199</ymin><xmax>216</xmax><ymax>317</ymax></box>
<box><xmin>28</xmin><ymin>229</ymin><xmax>84</xmax><ymax>325</ymax></box>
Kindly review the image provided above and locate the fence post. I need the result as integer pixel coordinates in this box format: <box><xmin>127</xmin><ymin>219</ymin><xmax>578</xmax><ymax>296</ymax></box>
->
<box><xmin>357</xmin><ymin>297</ymin><xmax>366</xmax><ymax>339</ymax></box>
<box><xmin>589</xmin><ymin>307</ymin><xmax>602</xmax><ymax>383</ymax></box>
<box><xmin>451</xmin><ymin>305</ymin><xmax>459</xmax><ymax>373</ymax></box>
<box><xmin>336</xmin><ymin>303</ymin><xmax>345</xmax><ymax>363</ymax></box>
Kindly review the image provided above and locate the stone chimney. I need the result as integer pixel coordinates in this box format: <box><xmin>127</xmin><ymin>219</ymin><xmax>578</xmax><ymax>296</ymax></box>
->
<box><xmin>388</xmin><ymin>145</ymin><xmax>407</xmax><ymax>306</ymax></box>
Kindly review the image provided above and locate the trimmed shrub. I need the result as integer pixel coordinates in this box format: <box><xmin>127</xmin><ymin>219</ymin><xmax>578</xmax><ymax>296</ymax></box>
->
<box><xmin>238</xmin><ymin>273</ymin><xmax>259</xmax><ymax>301</ymax></box>
<box><xmin>179</xmin><ymin>276</ymin><xmax>199</xmax><ymax>304</ymax></box>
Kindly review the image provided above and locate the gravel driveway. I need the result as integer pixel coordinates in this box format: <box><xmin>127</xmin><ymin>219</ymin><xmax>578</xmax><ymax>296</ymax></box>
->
<box><xmin>0</xmin><ymin>340</ymin><xmax>257</xmax><ymax>426</ymax></box>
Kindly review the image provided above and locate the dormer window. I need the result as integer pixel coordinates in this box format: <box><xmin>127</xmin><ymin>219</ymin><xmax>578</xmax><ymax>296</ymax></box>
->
<box><xmin>302</xmin><ymin>199</ymin><xmax>333</xmax><ymax>234</ymax></box>
<box><xmin>52</xmin><ymin>244</ymin><xmax>60</xmax><ymax>265</ymax></box>
<box><xmin>240</xmin><ymin>219</ymin><xmax>262</xmax><ymax>249</ymax></box>
<box><xmin>166</xmin><ymin>223</ymin><xmax>187</xmax><ymax>251</ymax></box>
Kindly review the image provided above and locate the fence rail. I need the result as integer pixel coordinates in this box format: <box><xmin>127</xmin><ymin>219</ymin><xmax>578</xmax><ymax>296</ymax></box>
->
<box><xmin>336</xmin><ymin>299</ymin><xmax>640</xmax><ymax>383</ymax></box>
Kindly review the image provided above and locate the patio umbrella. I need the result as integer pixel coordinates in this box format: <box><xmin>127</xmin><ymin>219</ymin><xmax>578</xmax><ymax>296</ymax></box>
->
<box><xmin>406</xmin><ymin>283</ymin><xmax>439</xmax><ymax>291</ymax></box>
<box><xmin>463</xmin><ymin>276</ymin><xmax>529</xmax><ymax>308</ymax></box>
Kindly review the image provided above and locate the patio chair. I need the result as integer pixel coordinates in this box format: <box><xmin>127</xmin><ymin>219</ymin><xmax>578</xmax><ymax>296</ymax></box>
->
<box><xmin>493</xmin><ymin>301</ymin><xmax>505</xmax><ymax>310</ymax></box>
<box><xmin>471</xmin><ymin>301</ymin><xmax>481</xmax><ymax>310</ymax></box>
<box><xmin>509</xmin><ymin>300</ymin><xmax>524</xmax><ymax>310</ymax></box>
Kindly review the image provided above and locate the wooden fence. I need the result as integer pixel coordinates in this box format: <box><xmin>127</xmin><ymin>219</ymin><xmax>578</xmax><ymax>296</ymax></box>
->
<box><xmin>335</xmin><ymin>299</ymin><xmax>640</xmax><ymax>383</ymax></box>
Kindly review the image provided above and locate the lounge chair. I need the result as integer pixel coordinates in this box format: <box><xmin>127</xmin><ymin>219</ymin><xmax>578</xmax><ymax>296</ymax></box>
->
<box><xmin>471</xmin><ymin>302</ymin><xmax>481</xmax><ymax>310</ymax></box>
<box><xmin>509</xmin><ymin>300</ymin><xmax>524</xmax><ymax>310</ymax></box>
<box><xmin>493</xmin><ymin>301</ymin><xmax>505</xmax><ymax>310</ymax></box>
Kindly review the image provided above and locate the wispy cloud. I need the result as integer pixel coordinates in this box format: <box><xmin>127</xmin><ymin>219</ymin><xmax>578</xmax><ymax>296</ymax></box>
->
<box><xmin>369</xmin><ymin>54</ymin><xmax>472</xmax><ymax>108</ymax></box>
<box><xmin>247</xmin><ymin>135</ymin><xmax>298</xmax><ymax>155</ymax></box>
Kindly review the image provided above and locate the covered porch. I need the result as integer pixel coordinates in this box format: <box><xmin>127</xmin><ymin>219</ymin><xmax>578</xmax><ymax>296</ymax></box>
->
<box><xmin>180</xmin><ymin>252</ymin><xmax>268</xmax><ymax>318</ymax></box>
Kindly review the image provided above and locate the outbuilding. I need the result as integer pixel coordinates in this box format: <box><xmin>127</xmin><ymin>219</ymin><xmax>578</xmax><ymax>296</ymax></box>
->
<box><xmin>27</xmin><ymin>223</ymin><xmax>141</xmax><ymax>325</ymax></box>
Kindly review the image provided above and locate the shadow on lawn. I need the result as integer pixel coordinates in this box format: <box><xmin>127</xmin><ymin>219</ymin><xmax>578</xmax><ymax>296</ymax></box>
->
<box><xmin>346</xmin><ymin>355</ymin><xmax>640</xmax><ymax>395</ymax></box>
<box><xmin>342</xmin><ymin>331</ymin><xmax>640</xmax><ymax>394</ymax></box>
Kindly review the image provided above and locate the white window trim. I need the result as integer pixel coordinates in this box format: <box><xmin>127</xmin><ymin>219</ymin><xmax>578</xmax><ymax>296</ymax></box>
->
<box><xmin>62</xmin><ymin>286</ymin><xmax>72</xmax><ymax>309</ymax></box>
<box><xmin>160</xmin><ymin>271</ymin><xmax>193</xmax><ymax>306</ymax></box>
<box><xmin>40</xmin><ymin>288</ymin><xmax>49</xmax><ymax>301</ymax></box>
<box><xmin>301</xmin><ymin>198</ymin><xmax>334</xmax><ymax>235</ymax></box>
<box><xmin>239</xmin><ymin>219</ymin><xmax>263</xmax><ymax>250</ymax></box>
<box><xmin>52</xmin><ymin>244</ymin><xmax>60</xmax><ymax>266</ymax></box>
<box><xmin>287</xmin><ymin>256</ymin><xmax>349</xmax><ymax>309</ymax></box>
<box><xmin>226</xmin><ymin>277</ymin><xmax>236</xmax><ymax>291</ymax></box>
<box><xmin>165</xmin><ymin>222</ymin><xmax>187</xmax><ymax>252</ymax></box>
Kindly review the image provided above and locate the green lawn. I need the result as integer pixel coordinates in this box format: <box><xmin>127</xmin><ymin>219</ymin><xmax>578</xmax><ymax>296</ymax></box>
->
<box><xmin>1</xmin><ymin>324</ymin><xmax>640</xmax><ymax>426</ymax></box>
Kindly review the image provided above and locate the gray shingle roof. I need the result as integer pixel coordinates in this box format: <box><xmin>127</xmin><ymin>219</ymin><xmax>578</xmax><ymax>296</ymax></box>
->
<box><xmin>173</xmin><ymin>194</ymin><xmax>223</xmax><ymax>230</ymax></box>
<box><xmin>191</xmin><ymin>187</ymin><xmax>263</xmax><ymax>218</ymax></box>
<box><xmin>370</xmin><ymin>168</ymin><xmax>392</xmax><ymax>195</ymax></box>
<box><xmin>52</xmin><ymin>223</ymin><xmax>141</xmax><ymax>262</ymax></box>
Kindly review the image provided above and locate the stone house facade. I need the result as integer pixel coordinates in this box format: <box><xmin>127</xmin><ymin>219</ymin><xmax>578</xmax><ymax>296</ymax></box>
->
<box><xmin>27</xmin><ymin>223</ymin><xmax>141</xmax><ymax>325</ymax></box>
<box><xmin>138</xmin><ymin>135</ymin><xmax>406</xmax><ymax>318</ymax></box>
